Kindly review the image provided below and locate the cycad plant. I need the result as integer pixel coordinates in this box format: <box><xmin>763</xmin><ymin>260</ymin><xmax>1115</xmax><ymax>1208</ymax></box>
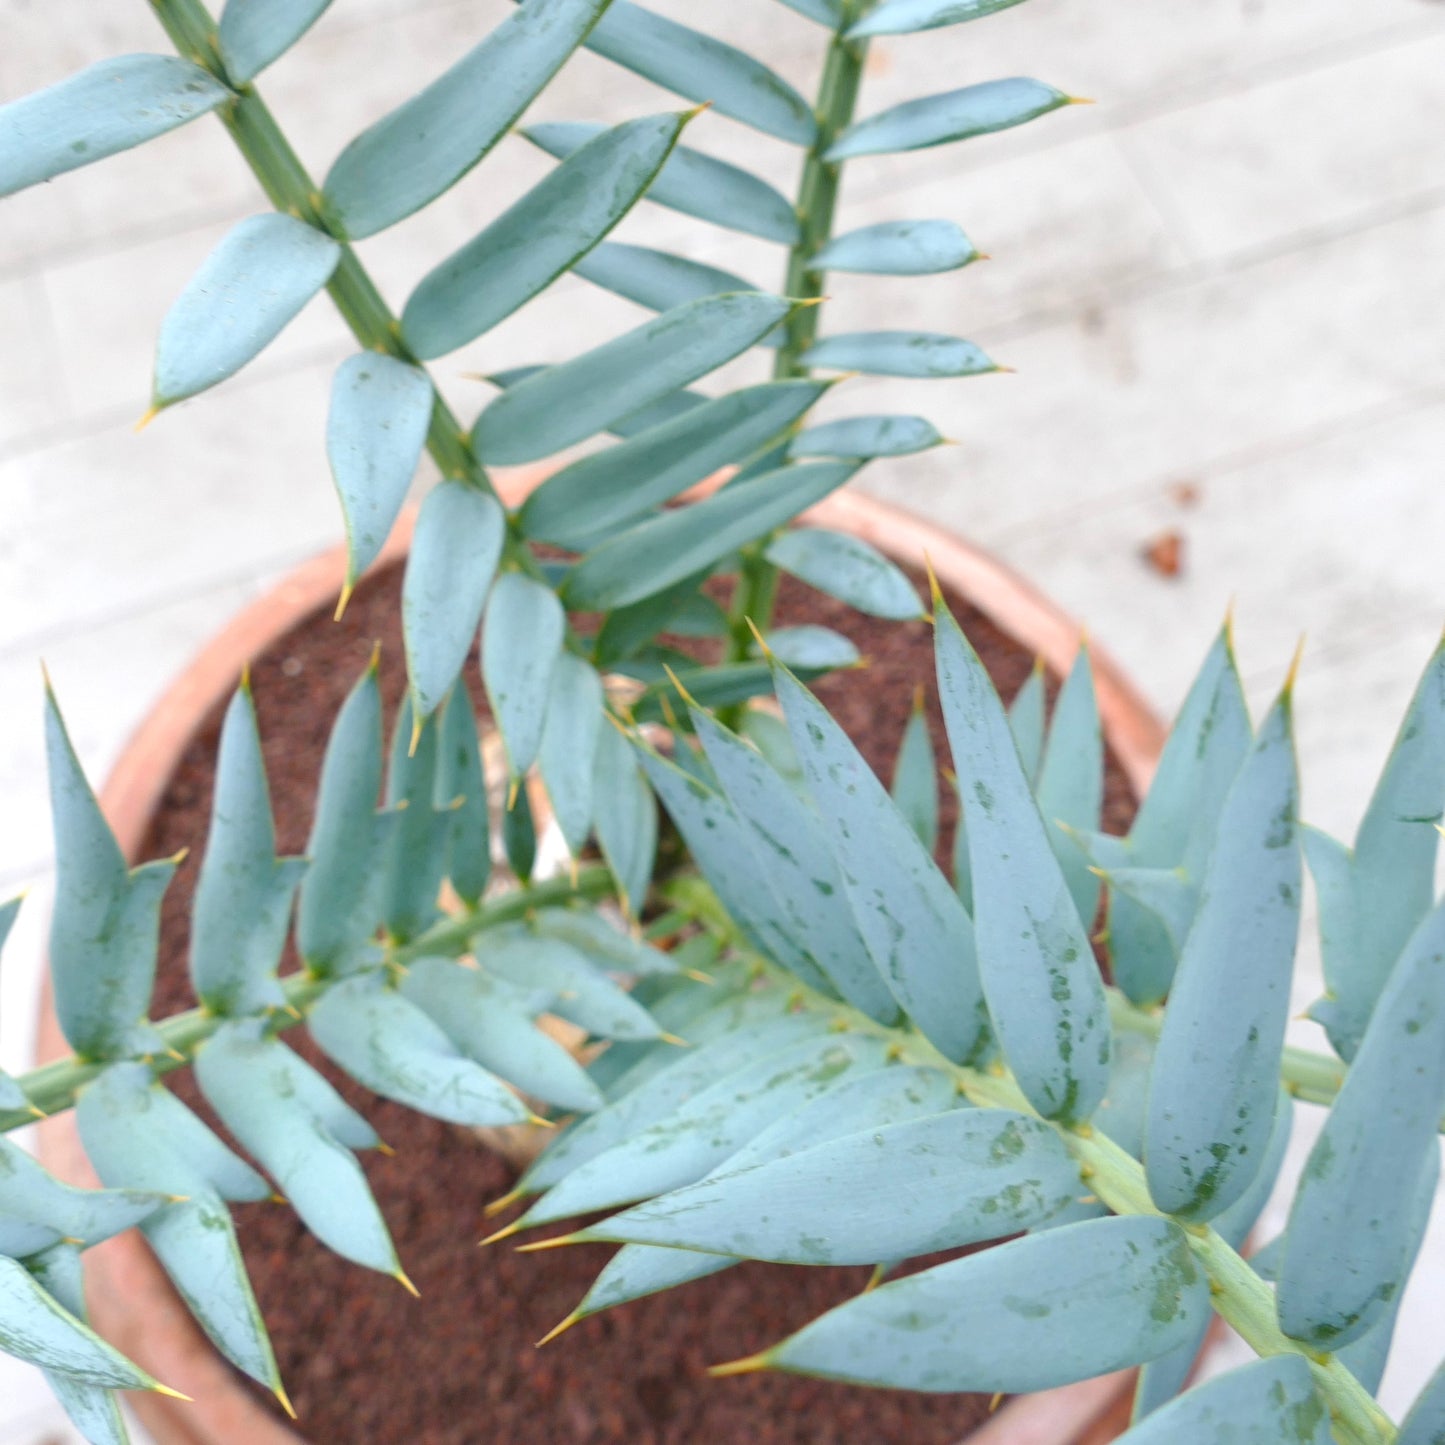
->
<box><xmin>1</xmin><ymin>2</ymin><xmax>1443</xmax><ymax>1444</ymax></box>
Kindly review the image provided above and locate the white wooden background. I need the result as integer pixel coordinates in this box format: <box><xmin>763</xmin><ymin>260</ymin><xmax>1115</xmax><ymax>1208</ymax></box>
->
<box><xmin>2</xmin><ymin>0</ymin><xmax>1444</xmax><ymax>1437</ymax></box>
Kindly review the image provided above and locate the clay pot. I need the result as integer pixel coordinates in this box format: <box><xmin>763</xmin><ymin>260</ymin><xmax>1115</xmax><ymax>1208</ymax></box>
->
<box><xmin>36</xmin><ymin>482</ymin><xmax>1164</xmax><ymax>1445</ymax></box>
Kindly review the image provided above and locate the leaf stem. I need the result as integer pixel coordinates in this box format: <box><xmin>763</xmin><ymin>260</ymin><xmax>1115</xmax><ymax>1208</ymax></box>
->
<box><xmin>723</xmin><ymin>5</ymin><xmax>869</xmax><ymax>681</ymax></box>
<box><xmin>1</xmin><ymin>867</ymin><xmax>613</xmax><ymax>1135</ymax></box>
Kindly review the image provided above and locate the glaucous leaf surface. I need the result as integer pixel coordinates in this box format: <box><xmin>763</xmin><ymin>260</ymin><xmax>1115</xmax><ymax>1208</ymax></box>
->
<box><xmin>789</xmin><ymin>414</ymin><xmax>945</xmax><ymax>461</ymax></box>
<box><xmin>311</xmin><ymin>974</ymin><xmax>532</xmax><ymax>1127</ymax></box>
<box><xmin>379</xmin><ymin>700</ymin><xmax>451</xmax><ymax>942</ymax></box>
<box><xmin>592</xmin><ymin>724</ymin><xmax>656</xmax><ymax>918</ymax></box>
<box><xmin>46</xmin><ymin>691</ymin><xmax>173</xmax><ymax>1061</ymax></box>
<box><xmin>826</xmin><ymin>78</ymin><xmax>1072</xmax><ymax>160</ymax></box>
<box><xmin>401</xmin><ymin>482</ymin><xmax>506</xmax><ymax>721</ymax></box>
<box><xmin>1309</xmin><ymin>637</ymin><xmax>1445</xmax><ymax>1060</ymax></box>
<box><xmin>528</xmin><ymin>907</ymin><xmax>676</xmax><ymax>977</ymax></box>
<box><xmin>519</xmin><ymin>380</ymin><xmax>827</xmax><ymax>549</ymax></box>
<box><xmin>0</xmin><ymin>55</ymin><xmax>231</xmax><ymax>197</ymax></box>
<box><xmin>217</xmin><ymin>0</ymin><xmax>333</xmax><ymax>83</ymax></box>
<box><xmin>327</xmin><ymin>355</ymin><xmax>433</xmax><ymax>587</ymax></box>
<box><xmin>402</xmin><ymin>112</ymin><xmax>688</xmax><ymax>358</ymax></box>
<box><xmin>571</xmin><ymin>242</ymin><xmax>764</xmax><ymax>327</ymax></box>
<box><xmin>760</xmin><ymin>1216</ymin><xmax>1207</xmax><ymax>1392</ymax></box>
<box><xmin>296</xmin><ymin>662</ymin><xmax>395</xmax><ymax>975</ymax></box>
<box><xmin>1145</xmin><ymin>689</ymin><xmax>1299</xmax><ymax>1221</ymax></box>
<box><xmin>810</xmin><ymin>219</ymin><xmax>979</xmax><ymax>275</ymax></box>
<box><xmin>935</xmin><ymin>603</ymin><xmax>1109</xmax><ymax>1121</ymax></box>
<box><xmin>589</xmin><ymin>1107</ymin><xmax>1080</xmax><ymax>1264</ymax></box>
<box><xmin>757</xmin><ymin>626</ymin><xmax>859</xmax><ymax>671</ymax></box>
<box><xmin>891</xmin><ymin>698</ymin><xmax>939</xmax><ymax>852</ymax></box>
<box><xmin>1278</xmin><ymin>894</ymin><xmax>1445</xmax><ymax>1350</ymax></box>
<box><xmin>1117</xmin><ymin>1357</ymin><xmax>1329</xmax><ymax>1445</ymax></box>
<box><xmin>323</xmin><ymin>0</ymin><xmax>610</xmax><ymax>238</ymax></box>
<box><xmin>482</xmin><ymin>573</ymin><xmax>566</xmax><ymax>778</ymax></box>
<box><xmin>849</xmin><ymin>0</ymin><xmax>1028</xmax><ymax>37</ymax></box>
<box><xmin>190</xmin><ymin>685</ymin><xmax>305</xmax><ymax>1016</ymax></box>
<box><xmin>1034</xmin><ymin>645</ymin><xmax>1102</xmax><ymax>925</ymax></box>
<box><xmin>153</xmin><ymin>214</ymin><xmax>340</xmax><ymax>407</ymax></box>
<box><xmin>524</xmin><ymin>122</ymin><xmax>800</xmax><ymax>243</ymax></box>
<box><xmin>763</xmin><ymin>528</ymin><xmax>921</xmax><ymax>619</ymax></box>
<box><xmin>802</xmin><ymin>331</ymin><xmax>996</xmax><ymax>377</ymax></box>
<box><xmin>435</xmin><ymin>686</ymin><xmax>490</xmax><ymax>905</ymax></box>
<box><xmin>473</xmin><ymin>292</ymin><xmax>795</xmax><ymax>464</ymax></box>
<box><xmin>538</xmin><ymin>655</ymin><xmax>605</xmax><ymax>855</ymax></box>
<box><xmin>775</xmin><ymin>664</ymin><xmax>992</xmax><ymax>1062</ymax></box>
<box><xmin>577</xmin><ymin>1</ymin><xmax>816</xmax><ymax>145</ymax></box>
<box><xmin>563</xmin><ymin>459</ymin><xmax>857</xmax><ymax>610</ymax></box>
<box><xmin>1400</xmin><ymin>1357</ymin><xmax>1445</xmax><ymax>1445</ymax></box>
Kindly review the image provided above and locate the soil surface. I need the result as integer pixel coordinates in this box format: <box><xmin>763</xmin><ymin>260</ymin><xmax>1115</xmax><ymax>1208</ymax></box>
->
<box><xmin>141</xmin><ymin>559</ymin><xmax>1136</xmax><ymax>1445</ymax></box>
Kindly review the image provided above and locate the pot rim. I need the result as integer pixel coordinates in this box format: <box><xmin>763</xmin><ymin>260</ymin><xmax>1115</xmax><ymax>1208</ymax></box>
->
<box><xmin>37</xmin><ymin>477</ymin><xmax>1165</xmax><ymax>1445</ymax></box>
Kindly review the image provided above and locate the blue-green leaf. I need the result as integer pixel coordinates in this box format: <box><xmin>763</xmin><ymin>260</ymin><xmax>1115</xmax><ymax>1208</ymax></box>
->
<box><xmin>803</xmin><ymin>330</ymin><xmax>997</xmax><ymax>378</ymax></box>
<box><xmin>789</xmin><ymin>414</ymin><xmax>944</xmax><ymax>460</ymax></box>
<box><xmin>401</xmin><ymin>957</ymin><xmax>603</xmax><ymax>1112</ymax></box>
<box><xmin>296</xmin><ymin>662</ymin><xmax>393</xmax><ymax>975</ymax></box>
<box><xmin>217</xmin><ymin>0</ymin><xmax>333</xmax><ymax>83</ymax></box>
<box><xmin>827</xmin><ymin>78</ymin><xmax>1073</xmax><ymax>161</ymax></box>
<box><xmin>592</xmin><ymin>724</ymin><xmax>656</xmax><ymax>918</ymax></box>
<box><xmin>1036</xmin><ymin>644</ymin><xmax>1103</xmax><ymax>924</ymax></box>
<box><xmin>1145</xmin><ymin>688</ymin><xmax>1299</xmax><ymax>1221</ymax></box>
<box><xmin>891</xmin><ymin>696</ymin><xmax>939</xmax><ymax>852</ymax></box>
<box><xmin>775</xmin><ymin>664</ymin><xmax>992</xmax><ymax>1062</ymax></box>
<box><xmin>23</xmin><ymin>1246</ymin><xmax>129</xmax><ymax>1445</ymax></box>
<box><xmin>594</xmin><ymin>577</ymin><xmax>726</xmax><ymax>664</ymax></box>
<box><xmin>46</xmin><ymin>688</ymin><xmax>173</xmax><ymax>1061</ymax></box>
<box><xmin>530</xmin><ymin>908</ymin><xmax>675</xmax><ymax>977</ymax></box>
<box><xmin>758</xmin><ymin>626</ymin><xmax>859</xmax><ymax>671</ymax></box>
<box><xmin>564</xmin><ymin>459</ymin><xmax>857</xmax><ymax>610</ymax></box>
<box><xmin>1401</xmin><ymin>1356</ymin><xmax>1445</xmax><ymax>1445</ymax></box>
<box><xmin>153</xmin><ymin>214</ymin><xmax>340</xmax><ymax>408</ymax></box>
<box><xmin>537</xmin><ymin>655</ymin><xmax>604</xmax><ymax>855</ymax></box>
<box><xmin>520</xmin><ymin>1032</ymin><xmax>891</xmax><ymax>1227</ymax></box>
<box><xmin>482</xmin><ymin>573</ymin><xmax>566</xmax><ymax>778</ymax></box>
<box><xmin>1310</xmin><ymin>636</ymin><xmax>1445</xmax><ymax>1060</ymax></box>
<box><xmin>503</xmin><ymin>784</ymin><xmax>538</xmax><ymax>884</ymax></box>
<box><xmin>402</xmin><ymin>481</ymin><xmax>506</xmax><ymax>721</ymax></box>
<box><xmin>520</xmin><ymin>379</ymin><xmax>827</xmax><ymax>549</ymax></box>
<box><xmin>1009</xmin><ymin>659</ymin><xmax>1047</xmax><ymax>784</ymax></box>
<box><xmin>1278</xmin><ymin>892</ymin><xmax>1445</xmax><ymax>1349</ymax></box>
<box><xmin>436</xmin><ymin>685</ymin><xmax>490</xmax><ymax>905</ymax></box>
<box><xmin>1119</xmin><ymin>1357</ymin><xmax>1328</xmax><ymax>1445</ymax></box>
<box><xmin>473</xmin><ymin>292</ymin><xmax>796</xmax><ymax>464</ymax></box>
<box><xmin>380</xmin><ymin>700</ymin><xmax>449</xmax><ymax>942</ymax></box>
<box><xmin>572</xmin><ymin>1244</ymin><xmax>735</xmax><ymax>1322</ymax></box>
<box><xmin>327</xmin><ymin>355</ymin><xmax>433</xmax><ymax>589</ymax></box>
<box><xmin>811</xmin><ymin>219</ymin><xmax>979</xmax><ymax>275</ymax></box>
<box><xmin>196</xmin><ymin>1024</ymin><xmax>399</xmax><ymax>1275</ymax></box>
<box><xmin>690</xmin><ymin>708</ymin><xmax>898</xmax><ymax>1020</ymax></box>
<box><xmin>761</xmin><ymin>1216</ymin><xmax>1206</xmax><ymax>1391</ymax></box>
<box><xmin>572</xmin><ymin>242</ymin><xmax>764</xmax><ymax>328</ymax></box>
<box><xmin>402</xmin><ymin>112</ymin><xmax>687</xmax><ymax>359</ymax></box>
<box><xmin>310</xmin><ymin>974</ymin><xmax>532</xmax><ymax>1127</ymax></box>
<box><xmin>191</xmin><ymin>684</ymin><xmax>306</xmax><ymax>1016</ymax></box>
<box><xmin>0</xmin><ymin>1254</ymin><xmax>158</xmax><ymax>1389</ymax></box>
<box><xmin>0</xmin><ymin>898</ymin><xmax>29</xmax><ymax>1115</ymax></box>
<box><xmin>591</xmin><ymin>1107</ymin><xmax>1078</xmax><ymax>1264</ymax></box>
<box><xmin>323</xmin><ymin>0</ymin><xmax>610</xmax><ymax>238</ymax></box>
<box><xmin>0</xmin><ymin>55</ymin><xmax>231</xmax><ymax>198</ymax></box>
<box><xmin>577</xmin><ymin>1</ymin><xmax>816</xmax><ymax>145</ymax></box>
<box><xmin>524</xmin><ymin>121</ymin><xmax>799</xmax><ymax>243</ymax></box>
<box><xmin>849</xmin><ymin>0</ymin><xmax>1028</xmax><ymax>38</ymax></box>
<box><xmin>764</xmin><ymin>527</ymin><xmax>922</xmax><ymax>620</ymax></box>
<box><xmin>934</xmin><ymin>604</ymin><xmax>1110</xmax><ymax>1121</ymax></box>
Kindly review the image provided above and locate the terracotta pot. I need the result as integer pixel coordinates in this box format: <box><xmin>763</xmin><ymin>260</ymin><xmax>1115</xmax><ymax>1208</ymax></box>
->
<box><xmin>36</xmin><ymin>479</ymin><xmax>1166</xmax><ymax>1445</ymax></box>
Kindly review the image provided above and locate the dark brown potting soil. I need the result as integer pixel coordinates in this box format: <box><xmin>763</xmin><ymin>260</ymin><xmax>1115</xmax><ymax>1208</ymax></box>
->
<box><xmin>140</xmin><ymin>558</ymin><xmax>1137</xmax><ymax>1445</ymax></box>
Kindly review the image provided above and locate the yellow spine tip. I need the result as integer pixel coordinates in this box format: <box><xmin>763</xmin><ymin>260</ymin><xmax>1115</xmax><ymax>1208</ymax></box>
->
<box><xmin>334</xmin><ymin>581</ymin><xmax>354</xmax><ymax>623</ymax></box>
<box><xmin>239</xmin><ymin>661</ymin><xmax>252</xmax><ymax>695</ymax></box>
<box><xmin>745</xmin><ymin>616</ymin><xmax>772</xmax><ymax>658</ymax></box>
<box><xmin>507</xmin><ymin>776</ymin><xmax>521</xmax><ymax>812</ymax></box>
<box><xmin>270</xmin><ymin>1193</ymin><xmax>288</xmax><ymax>1206</ymax></box>
<box><xmin>680</xmin><ymin>99</ymin><xmax>713</xmax><ymax>122</ymax></box>
<box><xmin>367</xmin><ymin>640</ymin><xmax>382</xmax><ymax>675</ymax></box>
<box><xmin>1283</xmin><ymin>634</ymin><xmax>1306</xmax><ymax>698</ymax></box>
<box><xmin>973</xmin><ymin>252</ymin><xmax>992</xmax><ymax>263</ymax></box>
<box><xmin>1067</xmin><ymin>95</ymin><xmax>1097</xmax><ymax>105</ymax></box>
<box><xmin>911</xmin><ymin>682</ymin><xmax>925</xmax><ymax>714</ymax></box>
<box><xmin>685</xmin><ymin>969</ymin><xmax>715</xmax><ymax>986</ymax></box>
<box><xmin>152</xmin><ymin>1384</ymin><xmax>194</xmax><ymax>1402</ymax></box>
<box><xmin>169</xmin><ymin>847</ymin><xmax>190</xmax><ymax>867</ymax></box>
<box><xmin>274</xmin><ymin>1383</ymin><xmax>298</xmax><ymax>1420</ymax></box>
<box><xmin>536</xmin><ymin>1311</ymin><xmax>584</xmax><ymax>1348</ymax></box>
<box><xmin>707</xmin><ymin>1353</ymin><xmax>770</xmax><ymax>1379</ymax></box>
<box><xmin>485</xmin><ymin>1184</ymin><xmax>525</xmax><ymax>1219</ymax></box>
<box><xmin>394</xmin><ymin>1269</ymin><xmax>421</xmax><ymax>1298</ymax></box>
<box><xmin>989</xmin><ymin>1391</ymin><xmax>1005</xmax><ymax>1413</ymax></box>
<box><xmin>408</xmin><ymin>714</ymin><xmax>424</xmax><ymax>758</ymax></box>
<box><xmin>515</xmin><ymin>1232</ymin><xmax>583</xmax><ymax>1254</ymax></box>
<box><xmin>922</xmin><ymin>551</ymin><xmax>944</xmax><ymax>611</ymax></box>
<box><xmin>991</xmin><ymin>363</ymin><xmax>1018</xmax><ymax>375</ymax></box>
<box><xmin>27</xmin><ymin>1104</ymin><xmax>46</xmax><ymax>1120</ymax></box>
<box><xmin>864</xmin><ymin>1263</ymin><xmax>888</xmax><ymax>1292</ymax></box>
<box><xmin>375</xmin><ymin>1140</ymin><xmax>397</xmax><ymax>1157</ymax></box>
<box><xmin>133</xmin><ymin>405</ymin><xmax>161</xmax><ymax>434</ymax></box>
<box><xmin>527</xmin><ymin>1112</ymin><xmax>556</xmax><ymax>1130</ymax></box>
<box><xmin>479</xmin><ymin>1221</ymin><xmax>524</xmax><ymax>1247</ymax></box>
<box><xmin>659</xmin><ymin>1032</ymin><xmax>690</xmax><ymax>1048</ymax></box>
<box><xmin>662</xmin><ymin>664</ymin><xmax>699</xmax><ymax>710</ymax></box>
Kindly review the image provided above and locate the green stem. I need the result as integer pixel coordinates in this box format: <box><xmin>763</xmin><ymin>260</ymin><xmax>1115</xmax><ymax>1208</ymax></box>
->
<box><xmin>2</xmin><ymin>867</ymin><xmax>613</xmax><ymax>1135</ymax></box>
<box><xmin>722</xmin><ymin>7</ymin><xmax>869</xmax><ymax>681</ymax></box>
